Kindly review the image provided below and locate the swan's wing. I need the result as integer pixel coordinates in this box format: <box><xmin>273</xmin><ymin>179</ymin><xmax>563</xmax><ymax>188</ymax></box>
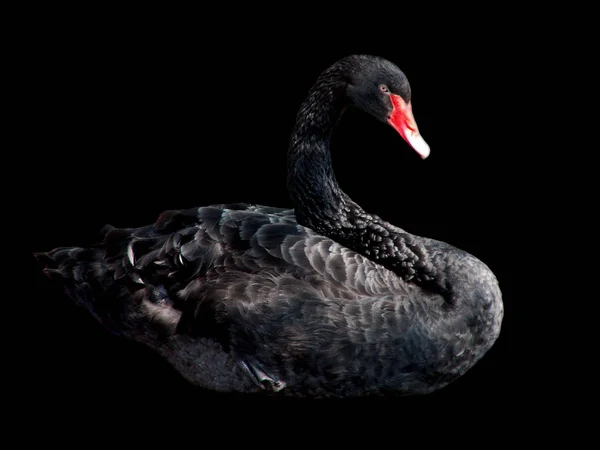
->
<box><xmin>38</xmin><ymin>201</ymin><xmax>420</xmax><ymax>393</ymax></box>
<box><xmin>39</xmin><ymin>200</ymin><xmax>413</xmax><ymax>372</ymax></box>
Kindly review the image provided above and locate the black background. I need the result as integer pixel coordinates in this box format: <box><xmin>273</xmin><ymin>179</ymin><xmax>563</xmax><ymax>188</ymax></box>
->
<box><xmin>16</xmin><ymin>9</ymin><xmax>527</xmax><ymax>435</ymax></box>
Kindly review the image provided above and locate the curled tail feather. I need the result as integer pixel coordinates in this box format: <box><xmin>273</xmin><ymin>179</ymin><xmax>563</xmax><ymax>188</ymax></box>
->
<box><xmin>34</xmin><ymin>245</ymin><xmax>125</xmax><ymax>334</ymax></box>
<box><xmin>35</xmin><ymin>218</ymin><xmax>186</xmax><ymax>339</ymax></box>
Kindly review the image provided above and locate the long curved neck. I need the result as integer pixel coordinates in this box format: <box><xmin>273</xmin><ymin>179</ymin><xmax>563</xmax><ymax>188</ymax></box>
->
<box><xmin>287</xmin><ymin>73</ymin><xmax>448</xmax><ymax>295</ymax></box>
<box><xmin>287</xmin><ymin>77</ymin><xmax>349</xmax><ymax>227</ymax></box>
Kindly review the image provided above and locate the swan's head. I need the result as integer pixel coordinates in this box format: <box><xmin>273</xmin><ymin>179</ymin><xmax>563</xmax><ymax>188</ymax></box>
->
<box><xmin>344</xmin><ymin>55</ymin><xmax>430</xmax><ymax>159</ymax></box>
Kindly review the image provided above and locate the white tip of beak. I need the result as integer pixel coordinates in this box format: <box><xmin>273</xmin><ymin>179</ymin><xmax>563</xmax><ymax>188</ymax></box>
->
<box><xmin>407</xmin><ymin>133</ymin><xmax>431</xmax><ymax>159</ymax></box>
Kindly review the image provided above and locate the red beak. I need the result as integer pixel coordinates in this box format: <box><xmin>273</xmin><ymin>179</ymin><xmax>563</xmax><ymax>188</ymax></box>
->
<box><xmin>387</xmin><ymin>94</ymin><xmax>430</xmax><ymax>159</ymax></box>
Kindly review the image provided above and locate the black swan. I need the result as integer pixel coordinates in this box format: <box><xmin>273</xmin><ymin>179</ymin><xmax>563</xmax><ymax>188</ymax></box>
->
<box><xmin>35</xmin><ymin>55</ymin><xmax>503</xmax><ymax>398</ymax></box>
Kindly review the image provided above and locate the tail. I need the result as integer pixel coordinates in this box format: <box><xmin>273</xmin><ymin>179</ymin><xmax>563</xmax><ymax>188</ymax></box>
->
<box><xmin>34</xmin><ymin>216</ymin><xmax>188</xmax><ymax>338</ymax></box>
<box><xmin>34</xmin><ymin>226</ymin><xmax>127</xmax><ymax>334</ymax></box>
<box><xmin>35</xmin><ymin>246</ymin><xmax>109</xmax><ymax>285</ymax></box>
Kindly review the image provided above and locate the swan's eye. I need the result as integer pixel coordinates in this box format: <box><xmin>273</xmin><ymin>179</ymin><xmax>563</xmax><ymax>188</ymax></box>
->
<box><xmin>379</xmin><ymin>85</ymin><xmax>389</xmax><ymax>93</ymax></box>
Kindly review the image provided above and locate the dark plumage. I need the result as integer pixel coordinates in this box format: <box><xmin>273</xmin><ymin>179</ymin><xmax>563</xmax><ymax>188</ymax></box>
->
<box><xmin>35</xmin><ymin>55</ymin><xmax>503</xmax><ymax>398</ymax></box>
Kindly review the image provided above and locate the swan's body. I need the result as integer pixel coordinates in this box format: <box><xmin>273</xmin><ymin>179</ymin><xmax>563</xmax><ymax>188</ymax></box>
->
<box><xmin>36</xmin><ymin>55</ymin><xmax>503</xmax><ymax>397</ymax></box>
